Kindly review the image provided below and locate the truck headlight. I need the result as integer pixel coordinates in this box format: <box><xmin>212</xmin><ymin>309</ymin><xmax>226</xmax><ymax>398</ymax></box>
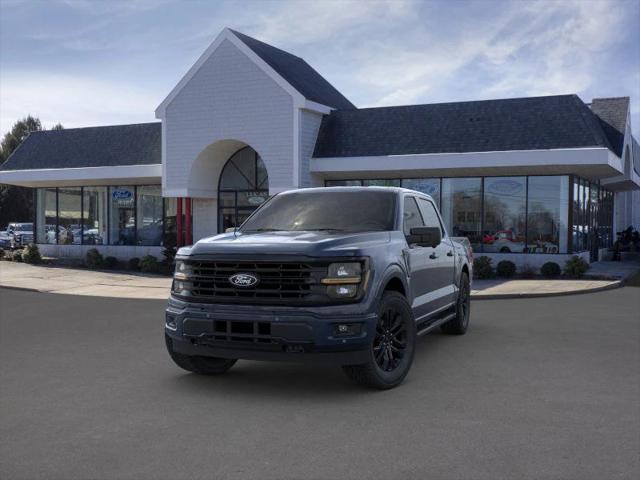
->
<box><xmin>322</xmin><ymin>262</ymin><xmax>362</xmax><ymax>298</ymax></box>
<box><xmin>172</xmin><ymin>279</ymin><xmax>192</xmax><ymax>296</ymax></box>
<box><xmin>173</xmin><ymin>260</ymin><xmax>193</xmax><ymax>280</ymax></box>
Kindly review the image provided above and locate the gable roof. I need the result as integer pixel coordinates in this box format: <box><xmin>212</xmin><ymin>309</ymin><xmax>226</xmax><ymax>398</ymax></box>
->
<box><xmin>229</xmin><ymin>30</ymin><xmax>355</xmax><ymax>110</ymax></box>
<box><xmin>156</xmin><ymin>28</ymin><xmax>355</xmax><ymax>116</ymax></box>
<box><xmin>313</xmin><ymin>94</ymin><xmax>616</xmax><ymax>158</ymax></box>
<box><xmin>0</xmin><ymin>122</ymin><xmax>161</xmax><ymax>171</ymax></box>
<box><xmin>590</xmin><ymin>97</ymin><xmax>629</xmax><ymax>157</ymax></box>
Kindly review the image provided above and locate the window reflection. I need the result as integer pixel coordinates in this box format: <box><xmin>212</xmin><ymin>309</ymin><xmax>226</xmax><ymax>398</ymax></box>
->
<box><xmin>83</xmin><ymin>187</ymin><xmax>107</xmax><ymax>245</ymax></box>
<box><xmin>483</xmin><ymin>177</ymin><xmax>526</xmax><ymax>253</ymax></box>
<box><xmin>526</xmin><ymin>176</ymin><xmax>569</xmax><ymax>253</ymax></box>
<box><xmin>441</xmin><ymin>178</ymin><xmax>482</xmax><ymax>251</ymax></box>
<box><xmin>137</xmin><ymin>186</ymin><xmax>163</xmax><ymax>246</ymax></box>
<box><xmin>402</xmin><ymin>179</ymin><xmax>441</xmax><ymax>208</ymax></box>
<box><xmin>36</xmin><ymin>188</ymin><xmax>57</xmax><ymax>244</ymax></box>
<box><xmin>109</xmin><ymin>186</ymin><xmax>136</xmax><ymax>245</ymax></box>
<box><xmin>57</xmin><ymin>188</ymin><xmax>82</xmax><ymax>245</ymax></box>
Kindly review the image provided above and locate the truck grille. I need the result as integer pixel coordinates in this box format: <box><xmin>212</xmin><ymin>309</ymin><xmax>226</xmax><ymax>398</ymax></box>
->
<box><xmin>183</xmin><ymin>260</ymin><xmax>331</xmax><ymax>305</ymax></box>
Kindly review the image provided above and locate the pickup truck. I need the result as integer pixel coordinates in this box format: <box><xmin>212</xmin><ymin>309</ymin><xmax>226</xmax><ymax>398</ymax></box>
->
<box><xmin>165</xmin><ymin>187</ymin><xmax>473</xmax><ymax>389</ymax></box>
<box><xmin>0</xmin><ymin>223</ymin><xmax>34</xmax><ymax>249</ymax></box>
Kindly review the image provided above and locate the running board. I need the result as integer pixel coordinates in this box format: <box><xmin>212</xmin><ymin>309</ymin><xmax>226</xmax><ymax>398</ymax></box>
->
<box><xmin>416</xmin><ymin>312</ymin><xmax>456</xmax><ymax>336</ymax></box>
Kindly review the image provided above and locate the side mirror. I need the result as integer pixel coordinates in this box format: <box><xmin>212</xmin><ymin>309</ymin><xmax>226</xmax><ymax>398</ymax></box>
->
<box><xmin>225</xmin><ymin>227</ymin><xmax>236</xmax><ymax>233</ymax></box>
<box><xmin>408</xmin><ymin>227</ymin><xmax>441</xmax><ymax>248</ymax></box>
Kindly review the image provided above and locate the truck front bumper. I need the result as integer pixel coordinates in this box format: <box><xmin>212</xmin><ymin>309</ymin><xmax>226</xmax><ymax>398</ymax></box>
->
<box><xmin>165</xmin><ymin>297</ymin><xmax>377</xmax><ymax>366</ymax></box>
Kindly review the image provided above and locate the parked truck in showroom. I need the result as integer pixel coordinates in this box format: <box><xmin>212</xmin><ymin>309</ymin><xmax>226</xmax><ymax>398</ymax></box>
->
<box><xmin>165</xmin><ymin>187</ymin><xmax>473</xmax><ymax>389</ymax></box>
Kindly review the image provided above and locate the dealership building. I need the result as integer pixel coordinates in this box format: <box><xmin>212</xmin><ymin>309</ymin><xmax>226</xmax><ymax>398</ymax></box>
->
<box><xmin>1</xmin><ymin>28</ymin><xmax>638</xmax><ymax>266</ymax></box>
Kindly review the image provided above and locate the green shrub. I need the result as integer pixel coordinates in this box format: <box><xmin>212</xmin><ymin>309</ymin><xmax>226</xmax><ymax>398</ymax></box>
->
<box><xmin>496</xmin><ymin>260</ymin><xmax>516</xmax><ymax>278</ymax></box>
<box><xmin>540</xmin><ymin>262</ymin><xmax>561</xmax><ymax>278</ymax></box>
<box><xmin>11</xmin><ymin>250</ymin><xmax>23</xmax><ymax>262</ymax></box>
<box><xmin>474</xmin><ymin>256</ymin><xmax>494</xmax><ymax>279</ymax></box>
<box><xmin>564</xmin><ymin>256</ymin><xmax>589</xmax><ymax>278</ymax></box>
<box><xmin>128</xmin><ymin>257</ymin><xmax>140</xmax><ymax>271</ymax></box>
<box><xmin>21</xmin><ymin>244</ymin><xmax>42</xmax><ymax>264</ymax></box>
<box><xmin>85</xmin><ymin>248</ymin><xmax>104</xmax><ymax>269</ymax></box>
<box><xmin>0</xmin><ymin>248</ymin><xmax>5</xmax><ymax>260</ymax></box>
<box><xmin>140</xmin><ymin>255</ymin><xmax>159</xmax><ymax>273</ymax></box>
<box><xmin>103</xmin><ymin>256</ymin><xmax>118</xmax><ymax>269</ymax></box>
<box><xmin>519</xmin><ymin>263</ymin><xmax>537</xmax><ymax>279</ymax></box>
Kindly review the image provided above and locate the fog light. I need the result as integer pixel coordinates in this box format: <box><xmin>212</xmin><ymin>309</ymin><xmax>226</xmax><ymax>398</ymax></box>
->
<box><xmin>327</xmin><ymin>284</ymin><xmax>357</xmax><ymax>298</ymax></box>
<box><xmin>333</xmin><ymin>323</ymin><xmax>362</xmax><ymax>337</ymax></box>
<box><xmin>166</xmin><ymin>314</ymin><xmax>177</xmax><ymax>331</ymax></box>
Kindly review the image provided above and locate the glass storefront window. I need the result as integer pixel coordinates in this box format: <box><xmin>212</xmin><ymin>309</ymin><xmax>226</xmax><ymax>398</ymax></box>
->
<box><xmin>164</xmin><ymin>197</ymin><xmax>177</xmax><ymax>247</ymax></box>
<box><xmin>36</xmin><ymin>188</ymin><xmax>57</xmax><ymax>244</ymax></box>
<box><xmin>325</xmin><ymin>180</ymin><xmax>362</xmax><ymax>187</ymax></box>
<box><xmin>526</xmin><ymin>176</ymin><xmax>569</xmax><ymax>253</ymax></box>
<box><xmin>136</xmin><ymin>185</ymin><xmax>163</xmax><ymax>246</ymax></box>
<box><xmin>83</xmin><ymin>187</ymin><xmax>107</xmax><ymax>245</ymax></box>
<box><xmin>441</xmin><ymin>178</ymin><xmax>482</xmax><ymax>251</ymax></box>
<box><xmin>57</xmin><ymin>188</ymin><xmax>82</xmax><ymax>245</ymax></box>
<box><xmin>218</xmin><ymin>147</ymin><xmax>269</xmax><ymax>232</ymax></box>
<box><xmin>402</xmin><ymin>179</ymin><xmax>441</xmax><ymax>207</ymax></box>
<box><xmin>482</xmin><ymin>177</ymin><xmax>526</xmax><ymax>253</ymax></box>
<box><xmin>109</xmin><ymin>186</ymin><xmax>136</xmax><ymax>245</ymax></box>
<box><xmin>362</xmin><ymin>179</ymin><xmax>401</xmax><ymax>187</ymax></box>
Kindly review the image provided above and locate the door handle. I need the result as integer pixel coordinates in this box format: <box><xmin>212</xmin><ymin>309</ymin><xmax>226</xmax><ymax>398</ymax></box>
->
<box><xmin>447</xmin><ymin>250</ymin><xmax>454</xmax><ymax>257</ymax></box>
<box><xmin>429</xmin><ymin>252</ymin><xmax>438</xmax><ymax>259</ymax></box>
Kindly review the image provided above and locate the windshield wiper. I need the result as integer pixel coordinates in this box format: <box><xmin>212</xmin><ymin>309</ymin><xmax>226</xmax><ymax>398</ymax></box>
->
<box><xmin>240</xmin><ymin>228</ymin><xmax>283</xmax><ymax>233</ymax></box>
<box><xmin>300</xmin><ymin>228</ymin><xmax>346</xmax><ymax>232</ymax></box>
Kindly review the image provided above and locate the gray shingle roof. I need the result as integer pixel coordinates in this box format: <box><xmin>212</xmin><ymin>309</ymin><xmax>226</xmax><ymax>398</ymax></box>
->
<box><xmin>230</xmin><ymin>29</ymin><xmax>355</xmax><ymax>111</ymax></box>
<box><xmin>313</xmin><ymin>95</ymin><xmax>616</xmax><ymax>158</ymax></box>
<box><xmin>590</xmin><ymin>97</ymin><xmax>629</xmax><ymax>157</ymax></box>
<box><xmin>0</xmin><ymin>122</ymin><xmax>161</xmax><ymax>171</ymax></box>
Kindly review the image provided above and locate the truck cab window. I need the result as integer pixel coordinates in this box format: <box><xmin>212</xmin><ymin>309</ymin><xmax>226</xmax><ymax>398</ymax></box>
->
<box><xmin>403</xmin><ymin>197</ymin><xmax>425</xmax><ymax>235</ymax></box>
<box><xmin>417</xmin><ymin>198</ymin><xmax>442</xmax><ymax>234</ymax></box>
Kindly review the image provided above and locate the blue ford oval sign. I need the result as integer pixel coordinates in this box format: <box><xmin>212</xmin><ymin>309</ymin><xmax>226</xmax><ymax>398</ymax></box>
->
<box><xmin>112</xmin><ymin>189</ymin><xmax>133</xmax><ymax>200</ymax></box>
<box><xmin>229</xmin><ymin>273</ymin><xmax>259</xmax><ymax>288</ymax></box>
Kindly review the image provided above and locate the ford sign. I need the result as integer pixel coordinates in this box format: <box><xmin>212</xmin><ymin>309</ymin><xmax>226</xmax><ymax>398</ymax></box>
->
<box><xmin>112</xmin><ymin>189</ymin><xmax>133</xmax><ymax>200</ymax></box>
<box><xmin>229</xmin><ymin>273</ymin><xmax>259</xmax><ymax>288</ymax></box>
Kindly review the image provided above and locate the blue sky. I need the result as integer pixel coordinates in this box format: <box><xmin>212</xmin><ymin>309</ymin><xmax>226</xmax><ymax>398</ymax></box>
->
<box><xmin>1</xmin><ymin>0</ymin><xmax>639</xmax><ymax>137</ymax></box>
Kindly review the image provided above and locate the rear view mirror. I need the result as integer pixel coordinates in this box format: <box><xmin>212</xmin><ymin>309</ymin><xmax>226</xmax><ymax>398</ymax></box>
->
<box><xmin>408</xmin><ymin>227</ymin><xmax>441</xmax><ymax>248</ymax></box>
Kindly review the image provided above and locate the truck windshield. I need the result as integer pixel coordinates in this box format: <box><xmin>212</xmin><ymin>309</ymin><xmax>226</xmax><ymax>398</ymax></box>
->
<box><xmin>240</xmin><ymin>190</ymin><xmax>397</xmax><ymax>233</ymax></box>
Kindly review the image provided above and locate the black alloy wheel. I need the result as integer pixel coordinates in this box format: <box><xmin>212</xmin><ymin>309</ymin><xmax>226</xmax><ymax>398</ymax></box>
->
<box><xmin>373</xmin><ymin>305</ymin><xmax>408</xmax><ymax>372</ymax></box>
<box><xmin>342</xmin><ymin>291</ymin><xmax>416</xmax><ymax>389</ymax></box>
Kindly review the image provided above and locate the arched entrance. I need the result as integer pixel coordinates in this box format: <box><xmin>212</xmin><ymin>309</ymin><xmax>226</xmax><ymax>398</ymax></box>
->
<box><xmin>218</xmin><ymin>146</ymin><xmax>269</xmax><ymax>232</ymax></box>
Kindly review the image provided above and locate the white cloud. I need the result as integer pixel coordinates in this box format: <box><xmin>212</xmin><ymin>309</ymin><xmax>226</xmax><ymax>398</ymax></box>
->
<box><xmin>250</xmin><ymin>0</ymin><xmax>411</xmax><ymax>45</ymax></box>
<box><xmin>0</xmin><ymin>72</ymin><xmax>158</xmax><ymax>132</ymax></box>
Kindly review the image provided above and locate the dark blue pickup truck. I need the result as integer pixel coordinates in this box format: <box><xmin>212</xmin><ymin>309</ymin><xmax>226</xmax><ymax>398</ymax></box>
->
<box><xmin>165</xmin><ymin>187</ymin><xmax>473</xmax><ymax>389</ymax></box>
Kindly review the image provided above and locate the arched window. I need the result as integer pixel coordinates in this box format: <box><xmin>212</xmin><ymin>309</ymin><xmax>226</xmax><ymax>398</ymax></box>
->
<box><xmin>218</xmin><ymin>146</ymin><xmax>269</xmax><ymax>232</ymax></box>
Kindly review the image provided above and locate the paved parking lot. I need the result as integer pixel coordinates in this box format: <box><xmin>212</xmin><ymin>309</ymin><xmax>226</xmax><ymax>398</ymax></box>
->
<box><xmin>1</xmin><ymin>287</ymin><xmax>638</xmax><ymax>480</ymax></box>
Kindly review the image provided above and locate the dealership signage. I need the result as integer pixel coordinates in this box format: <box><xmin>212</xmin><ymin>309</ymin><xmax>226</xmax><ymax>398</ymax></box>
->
<box><xmin>488</xmin><ymin>180</ymin><xmax>523</xmax><ymax>195</ymax></box>
<box><xmin>112</xmin><ymin>188</ymin><xmax>134</xmax><ymax>207</ymax></box>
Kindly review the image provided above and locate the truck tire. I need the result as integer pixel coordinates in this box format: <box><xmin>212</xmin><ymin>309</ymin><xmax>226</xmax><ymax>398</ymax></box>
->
<box><xmin>165</xmin><ymin>334</ymin><xmax>237</xmax><ymax>375</ymax></box>
<box><xmin>342</xmin><ymin>291</ymin><xmax>416</xmax><ymax>390</ymax></box>
<box><xmin>441</xmin><ymin>272</ymin><xmax>470</xmax><ymax>335</ymax></box>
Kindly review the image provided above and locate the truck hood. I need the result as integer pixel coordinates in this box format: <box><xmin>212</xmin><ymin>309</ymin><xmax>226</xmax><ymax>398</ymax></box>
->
<box><xmin>183</xmin><ymin>231</ymin><xmax>391</xmax><ymax>257</ymax></box>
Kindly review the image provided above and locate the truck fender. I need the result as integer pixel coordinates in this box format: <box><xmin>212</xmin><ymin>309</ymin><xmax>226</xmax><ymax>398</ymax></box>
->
<box><xmin>372</xmin><ymin>263</ymin><xmax>411</xmax><ymax>304</ymax></box>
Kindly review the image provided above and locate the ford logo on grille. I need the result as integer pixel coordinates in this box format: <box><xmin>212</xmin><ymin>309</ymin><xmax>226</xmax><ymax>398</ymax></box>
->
<box><xmin>229</xmin><ymin>273</ymin><xmax>259</xmax><ymax>288</ymax></box>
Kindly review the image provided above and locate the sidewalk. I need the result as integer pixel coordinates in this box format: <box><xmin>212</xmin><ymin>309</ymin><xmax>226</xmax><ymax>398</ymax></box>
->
<box><xmin>0</xmin><ymin>261</ymin><xmax>633</xmax><ymax>301</ymax></box>
<box><xmin>0</xmin><ymin>262</ymin><xmax>171</xmax><ymax>299</ymax></box>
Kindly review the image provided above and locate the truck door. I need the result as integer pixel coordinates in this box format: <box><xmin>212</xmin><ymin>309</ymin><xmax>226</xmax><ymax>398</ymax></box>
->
<box><xmin>402</xmin><ymin>196</ymin><xmax>438</xmax><ymax>321</ymax></box>
<box><xmin>416</xmin><ymin>197</ymin><xmax>456</xmax><ymax>312</ymax></box>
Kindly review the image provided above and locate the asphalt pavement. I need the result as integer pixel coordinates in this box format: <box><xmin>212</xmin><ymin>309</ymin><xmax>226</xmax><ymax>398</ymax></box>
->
<box><xmin>1</xmin><ymin>287</ymin><xmax>638</xmax><ymax>480</ymax></box>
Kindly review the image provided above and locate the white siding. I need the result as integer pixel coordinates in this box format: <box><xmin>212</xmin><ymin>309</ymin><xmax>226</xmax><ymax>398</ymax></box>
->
<box><xmin>192</xmin><ymin>198</ymin><xmax>217</xmax><ymax>241</ymax></box>
<box><xmin>163</xmin><ymin>39</ymin><xmax>294</xmax><ymax>196</ymax></box>
<box><xmin>298</xmin><ymin>109</ymin><xmax>324</xmax><ymax>188</ymax></box>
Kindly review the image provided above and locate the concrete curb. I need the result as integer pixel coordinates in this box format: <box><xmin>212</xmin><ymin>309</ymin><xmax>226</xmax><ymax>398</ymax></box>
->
<box><xmin>471</xmin><ymin>279</ymin><xmax>623</xmax><ymax>300</ymax></box>
<box><xmin>2</xmin><ymin>280</ymin><xmax>624</xmax><ymax>301</ymax></box>
<box><xmin>0</xmin><ymin>285</ymin><xmax>41</xmax><ymax>294</ymax></box>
